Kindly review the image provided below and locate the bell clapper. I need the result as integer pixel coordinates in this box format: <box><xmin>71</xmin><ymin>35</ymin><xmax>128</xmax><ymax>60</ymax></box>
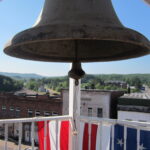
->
<box><xmin>68</xmin><ymin>61</ymin><xmax>85</xmax><ymax>86</ymax></box>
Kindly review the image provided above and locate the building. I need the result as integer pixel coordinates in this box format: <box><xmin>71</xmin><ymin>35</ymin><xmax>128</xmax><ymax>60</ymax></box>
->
<box><xmin>14</xmin><ymin>88</ymin><xmax>38</xmax><ymax>96</ymax></box>
<box><xmin>0</xmin><ymin>89</ymin><xmax>124</xmax><ymax>144</ymax></box>
<box><xmin>62</xmin><ymin>89</ymin><xmax>124</xmax><ymax>118</ymax></box>
<box><xmin>104</xmin><ymin>80</ymin><xmax>127</xmax><ymax>89</ymax></box>
<box><xmin>38</xmin><ymin>85</ymin><xmax>47</xmax><ymax>93</ymax></box>
<box><xmin>117</xmin><ymin>92</ymin><xmax>150</xmax><ymax>122</ymax></box>
<box><xmin>0</xmin><ymin>92</ymin><xmax>62</xmax><ymax>144</ymax></box>
<box><xmin>0</xmin><ymin>93</ymin><xmax>62</xmax><ymax>119</ymax></box>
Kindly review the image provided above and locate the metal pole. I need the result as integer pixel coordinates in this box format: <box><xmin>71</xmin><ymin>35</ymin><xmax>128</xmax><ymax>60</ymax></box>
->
<box><xmin>69</xmin><ymin>78</ymin><xmax>81</xmax><ymax>150</ymax></box>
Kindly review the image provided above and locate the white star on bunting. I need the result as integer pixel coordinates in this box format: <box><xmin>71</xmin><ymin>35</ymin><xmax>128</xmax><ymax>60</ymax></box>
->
<box><xmin>117</xmin><ymin>138</ymin><xmax>124</xmax><ymax>147</ymax></box>
<box><xmin>139</xmin><ymin>144</ymin><xmax>146</xmax><ymax>150</ymax></box>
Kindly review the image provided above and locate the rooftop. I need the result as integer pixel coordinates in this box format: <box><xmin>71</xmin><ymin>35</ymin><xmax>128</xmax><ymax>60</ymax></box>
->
<box><xmin>120</xmin><ymin>92</ymin><xmax>150</xmax><ymax>99</ymax></box>
<box><xmin>118</xmin><ymin>92</ymin><xmax>150</xmax><ymax>107</ymax></box>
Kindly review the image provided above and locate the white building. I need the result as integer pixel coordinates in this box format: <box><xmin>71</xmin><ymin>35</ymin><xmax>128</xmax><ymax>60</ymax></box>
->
<box><xmin>117</xmin><ymin>93</ymin><xmax>150</xmax><ymax>122</ymax></box>
<box><xmin>38</xmin><ymin>85</ymin><xmax>47</xmax><ymax>93</ymax></box>
<box><xmin>62</xmin><ymin>89</ymin><xmax>124</xmax><ymax>118</ymax></box>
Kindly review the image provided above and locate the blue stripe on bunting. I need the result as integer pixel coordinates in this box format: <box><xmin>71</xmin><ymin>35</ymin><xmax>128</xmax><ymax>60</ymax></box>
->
<box><xmin>140</xmin><ymin>130</ymin><xmax>150</xmax><ymax>150</ymax></box>
<box><xmin>114</xmin><ymin>124</ymin><xmax>124</xmax><ymax>150</ymax></box>
<box><xmin>126</xmin><ymin>127</ymin><xmax>137</xmax><ymax>150</ymax></box>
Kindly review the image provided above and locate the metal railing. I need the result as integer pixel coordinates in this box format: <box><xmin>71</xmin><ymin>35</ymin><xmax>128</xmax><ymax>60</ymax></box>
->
<box><xmin>79</xmin><ymin>116</ymin><xmax>150</xmax><ymax>150</ymax></box>
<box><xmin>0</xmin><ymin>116</ymin><xmax>150</xmax><ymax>150</ymax></box>
<box><xmin>0</xmin><ymin>115</ymin><xmax>72</xmax><ymax>150</ymax></box>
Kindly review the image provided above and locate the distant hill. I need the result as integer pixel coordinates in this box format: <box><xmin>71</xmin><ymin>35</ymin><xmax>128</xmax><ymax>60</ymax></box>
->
<box><xmin>0</xmin><ymin>72</ymin><xmax>44</xmax><ymax>80</ymax></box>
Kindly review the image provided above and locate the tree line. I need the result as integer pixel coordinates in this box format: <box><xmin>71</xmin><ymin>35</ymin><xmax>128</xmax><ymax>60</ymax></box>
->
<box><xmin>0</xmin><ymin>75</ymin><xmax>23</xmax><ymax>92</ymax></box>
<box><xmin>24</xmin><ymin>74</ymin><xmax>150</xmax><ymax>93</ymax></box>
<box><xmin>1</xmin><ymin>74</ymin><xmax>150</xmax><ymax>93</ymax></box>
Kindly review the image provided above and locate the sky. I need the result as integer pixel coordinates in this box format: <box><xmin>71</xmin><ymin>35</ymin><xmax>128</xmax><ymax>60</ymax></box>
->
<box><xmin>0</xmin><ymin>0</ymin><xmax>150</xmax><ymax>77</ymax></box>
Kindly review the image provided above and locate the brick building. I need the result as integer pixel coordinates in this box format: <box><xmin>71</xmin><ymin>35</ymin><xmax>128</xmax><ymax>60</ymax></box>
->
<box><xmin>0</xmin><ymin>93</ymin><xmax>62</xmax><ymax>119</ymax></box>
<box><xmin>0</xmin><ymin>92</ymin><xmax>62</xmax><ymax>144</ymax></box>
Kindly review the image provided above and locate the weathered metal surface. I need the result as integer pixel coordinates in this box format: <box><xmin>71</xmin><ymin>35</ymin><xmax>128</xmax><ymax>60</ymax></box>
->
<box><xmin>68</xmin><ymin>62</ymin><xmax>85</xmax><ymax>80</ymax></box>
<box><xmin>4</xmin><ymin>0</ymin><xmax>150</xmax><ymax>62</ymax></box>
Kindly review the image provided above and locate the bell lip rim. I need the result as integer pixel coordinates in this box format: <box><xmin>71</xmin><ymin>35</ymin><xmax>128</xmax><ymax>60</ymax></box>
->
<box><xmin>4</xmin><ymin>37</ymin><xmax>150</xmax><ymax>50</ymax></box>
<box><xmin>3</xmin><ymin>51</ymin><xmax>150</xmax><ymax>63</ymax></box>
<box><xmin>4</xmin><ymin>38</ymin><xmax>150</xmax><ymax>63</ymax></box>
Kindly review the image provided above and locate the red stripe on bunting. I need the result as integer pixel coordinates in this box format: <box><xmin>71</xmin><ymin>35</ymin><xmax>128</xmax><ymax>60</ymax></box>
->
<box><xmin>60</xmin><ymin>121</ymin><xmax>70</xmax><ymax>150</ymax></box>
<box><xmin>90</xmin><ymin>124</ymin><xmax>98</xmax><ymax>150</ymax></box>
<box><xmin>38</xmin><ymin>120</ymin><xmax>99</xmax><ymax>150</ymax></box>
<box><xmin>37</xmin><ymin>121</ymin><xmax>51</xmax><ymax>150</ymax></box>
<box><xmin>82</xmin><ymin>123</ymin><xmax>89</xmax><ymax>150</ymax></box>
<box><xmin>47</xmin><ymin>122</ymin><xmax>51</xmax><ymax>150</ymax></box>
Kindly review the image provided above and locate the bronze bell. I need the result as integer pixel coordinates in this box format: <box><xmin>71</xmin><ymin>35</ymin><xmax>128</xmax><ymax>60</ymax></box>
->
<box><xmin>3</xmin><ymin>0</ymin><xmax>150</xmax><ymax>79</ymax></box>
<box><xmin>144</xmin><ymin>0</ymin><xmax>150</xmax><ymax>5</ymax></box>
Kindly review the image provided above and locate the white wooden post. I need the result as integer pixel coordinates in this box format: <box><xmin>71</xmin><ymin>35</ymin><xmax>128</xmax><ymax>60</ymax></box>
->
<box><xmin>31</xmin><ymin>122</ymin><xmax>35</xmax><ymax>150</ymax></box>
<box><xmin>69</xmin><ymin>78</ymin><xmax>81</xmax><ymax>117</ymax></box>
<box><xmin>4</xmin><ymin>123</ymin><xmax>8</xmax><ymax>150</ymax></box>
<box><xmin>44</xmin><ymin>121</ymin><xmax>47</xmax><ymax>150</ymax></box>
<box><xmin>69</xmin><ymin>78</ymin><xmax>81</xmax><ymax>150</ymax></box>
<box><xmin>18</xmin><ymin>123</ymin><xmax>22</xmax><ymax>150</ymax></box>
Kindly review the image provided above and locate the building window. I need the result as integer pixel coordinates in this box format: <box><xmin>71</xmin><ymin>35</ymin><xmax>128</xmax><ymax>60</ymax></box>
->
<box><xmin>125</xmin><ymin>119</ymin><xmax>132</xmax><ymax>121</ymax></box>
<box><xmin>97</xmin><ymin>108</ymin><xmax>103</xmax><ymax>118</ymax></box>
<box><xmin>15</xmin><ymin>129</ymin><xmax>20</xmax><ymax>136</ymax></box>
<box><xmin>35</xmin><ymin>111</ymin><xmax>40</xmax><ymax>117</ymax></box>
<box><xmin>2</xmin><ymin>106</ymin><xmax>6</xmax><ymax>110</ymax></box>
<box><xmin>52</xmin><ymin>112</ymin><xmax>58</xmax><ymax>116</ymax></box>
<box><xmin>139</xmin><ymin>120</ymin><xmax>147</xmax><ymax>122</ymax></box>
<box><xmin>10</xmin><ymin>107</ymin><xmax>14</xmax><ymax>111</ymax></box>
<box><xmin>10</xmin><ymin>106</ymin><xmax>15</xmax><ymax>117</ymax></box>
<box><xmin>88</xmin><ymin>108</ymin><xmax>92</xmax><ymax>117</ymax></box>
<box><xmin>16</xmin><ymin>107</ymin><xmax>20</xmax><ymax>117</ymax></box>
<box><xmin>28</xmin><ymin>109</ymin><xmax>33</xmax><ymax>117</ymax></box>
<box><xmin>44</xmin><ymin>111</ymin><xmax>51</xmax><ymax>116</ymax></box>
